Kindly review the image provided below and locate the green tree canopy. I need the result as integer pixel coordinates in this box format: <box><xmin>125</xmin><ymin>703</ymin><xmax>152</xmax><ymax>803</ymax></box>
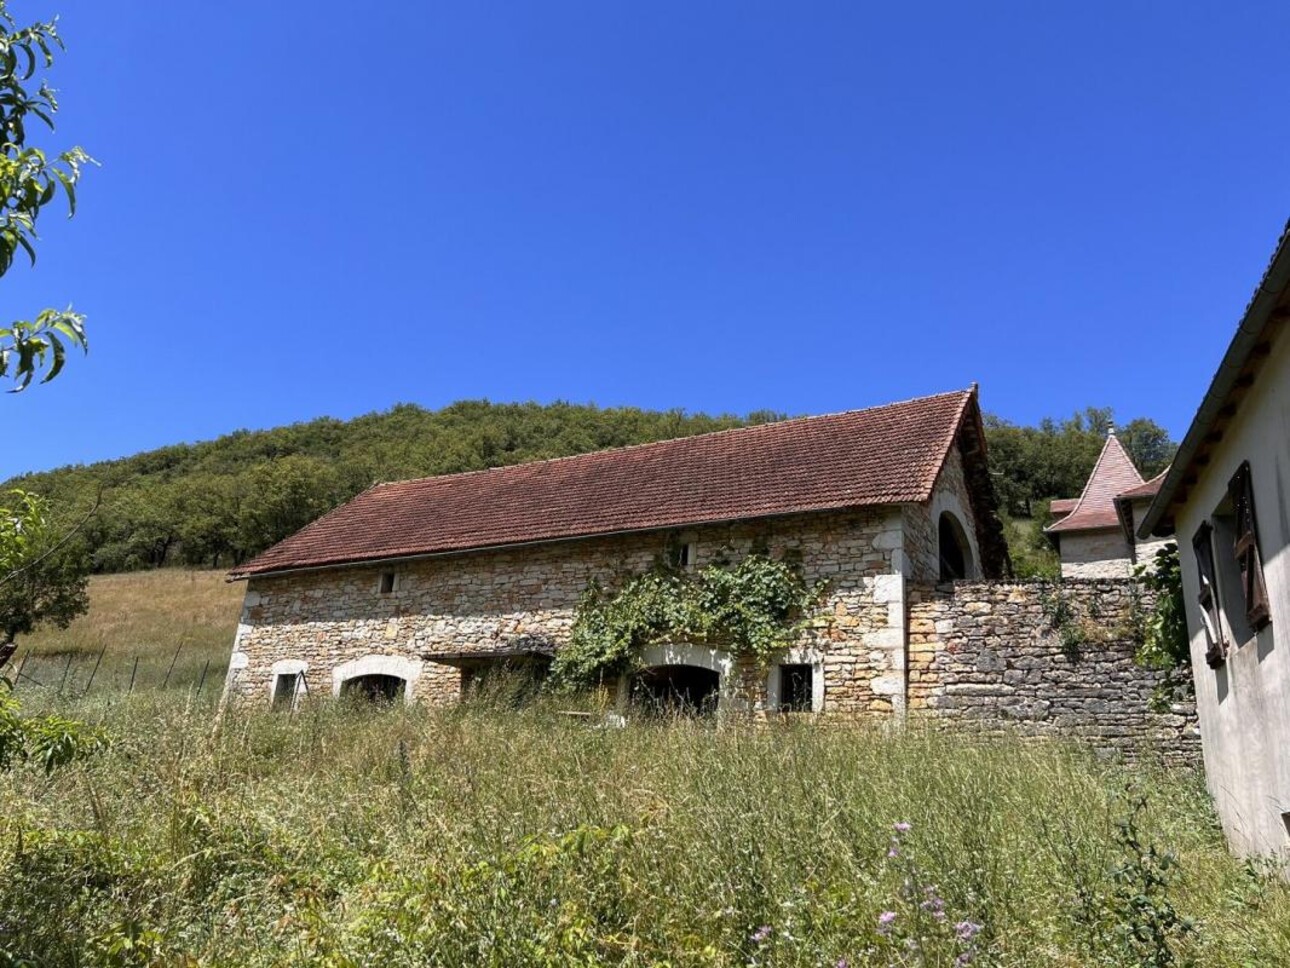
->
<box><xmin>0</xmin><ymin>488</ymin><xmax>89</xmax><ymax>642</ymax></box>
<box><xmin>0</xmin><ymin>2</ymin><xmax>91</xmax><ymax>389</ymax></box>
<box><xmin>984</xmin><ymin>407</ymin><xmax>1175</xmax><ymax>518</ymax></box>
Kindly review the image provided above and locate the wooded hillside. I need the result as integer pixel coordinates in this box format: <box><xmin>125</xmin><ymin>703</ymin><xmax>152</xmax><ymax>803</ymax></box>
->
<box><xmin>5</xmin><ymin>400</ymin><xmax>1173</xmax><ymax>576</ymax></box>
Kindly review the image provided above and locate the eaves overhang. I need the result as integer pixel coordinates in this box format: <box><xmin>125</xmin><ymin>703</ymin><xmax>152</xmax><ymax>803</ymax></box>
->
<box><xmin>1139</xmin><ymin>221</ymin><xmax>1290</xmax><ymax>539</ymax></box>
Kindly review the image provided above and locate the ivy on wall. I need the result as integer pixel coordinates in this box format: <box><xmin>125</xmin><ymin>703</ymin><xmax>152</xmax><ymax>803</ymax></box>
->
<box><xmin>1134</xmin><ymin>543</ymin><xmax>1190</xmax><ymax>671</ymax></box>
<box><xmin>549</xmin><ymin>547</ymin><xmax>826</xmax><ymax>690</ymax></box>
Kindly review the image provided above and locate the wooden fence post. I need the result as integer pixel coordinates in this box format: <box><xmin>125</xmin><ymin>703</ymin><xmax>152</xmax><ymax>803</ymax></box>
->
<box><xmin>8</xmin><ymin>648</ymin><xmax>29</xmax><ymax>692</ymax></box>
<box><xmin>162</xmin><ymin>643</ymin><xmax>183</xmax><ymax>690</ymax></box>
<box><xmin>57</xmin><ymin>653</ymin><xmax>75</xmax><ymax>695</ymax></box>
<box><xmin>83</xmin><ymin>645</ymin><xmax>108</xmax><ymax>696</ymax></box>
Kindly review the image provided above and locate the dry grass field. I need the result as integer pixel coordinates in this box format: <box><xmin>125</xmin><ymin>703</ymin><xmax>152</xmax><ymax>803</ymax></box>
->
<box><xmin>12</xmin><ymin>568</ymin><xmax>243</xmax><ymax>695</ymax></box>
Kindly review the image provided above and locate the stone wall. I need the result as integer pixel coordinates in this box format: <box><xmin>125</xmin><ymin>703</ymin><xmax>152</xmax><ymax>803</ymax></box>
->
<box><xmin>1058</xmin><ymin>529</ymin><xmax>1134</xmax><ymax>579</ymax></box>
<box><xmin>908</xmin><ymin>579</ymin><xmax>1200</xmax><ymax>763</ymax></box>
<box><xmin>227</xmin><ymin>508</ymin><xmax>910</xmax><ymax>715</ymax></box>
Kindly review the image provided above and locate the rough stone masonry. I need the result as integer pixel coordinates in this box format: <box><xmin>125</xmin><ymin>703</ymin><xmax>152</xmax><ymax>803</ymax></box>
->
<box><xmin>908</xmin><ymin>579</ymin><xmax>1200</xmax><ymax>764</ymax></box>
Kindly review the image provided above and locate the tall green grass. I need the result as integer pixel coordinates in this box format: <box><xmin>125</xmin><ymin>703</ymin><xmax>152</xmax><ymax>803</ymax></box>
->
<box><xmin>1</xmin><ymin>691</ymin><xmax>1287</xmax><ymax>967</ymax></box>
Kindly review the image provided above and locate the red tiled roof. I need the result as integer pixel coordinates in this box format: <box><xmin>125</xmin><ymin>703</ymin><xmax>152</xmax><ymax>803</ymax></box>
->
<box><xmin>1048</xmin><ymin>498</ymin><xmax>1078</xmax><ymax>519</ymax></box>
<box><xmin>231</xmin><ymin>389</ymin><xmax>978</xmax><ymax>578</ymax></box>
<box><xmin>1046</xmin><ymin>433</ymin><xmax>1145</xmax><ymax>533</ymax></box>
<box><xmin>1116</xmin><ymin>470</ymin><xmax>1166</xmax><ymax>502</ymax></box>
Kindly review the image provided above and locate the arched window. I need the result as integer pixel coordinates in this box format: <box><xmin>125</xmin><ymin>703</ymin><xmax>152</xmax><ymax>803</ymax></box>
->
<box><xmin>938</xmin><ymin>512</ymin><xmax>974</xmax><ymax>582</ymax></box>
<box><xmin>340</xmin><ymin>673</ymin><xmax>406</xmax><ymax>704</ymax></box>
<box><xmin>331</xmin><ymin>654</ymin><xmax>422</xmax><ymax>705</ymax></box>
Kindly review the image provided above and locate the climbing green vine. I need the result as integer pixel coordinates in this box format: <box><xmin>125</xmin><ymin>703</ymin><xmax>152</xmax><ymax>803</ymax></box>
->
<box><xmin>1134</xmin><ymin>543</ymin><xmax>1190</xmax><ymax>671</ymax></box>
<box><xmin>549</xmin><ymin>549</ymin><xmax>826</xmax><ymax>689</ymax></box>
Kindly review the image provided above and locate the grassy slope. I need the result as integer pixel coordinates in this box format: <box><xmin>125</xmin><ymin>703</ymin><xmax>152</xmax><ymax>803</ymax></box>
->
<box><xmin>14</xmin><ymin>568</ymin><xmax>243</xmax><ymax>696</ymax></box>
<box><xmin>5</xmin><ymin>576</ymin><xmax>1288</xmax><ymax>965</ymax></box>
<box><xmin>0</xmin><ymin>700</ymin><xmax>1288</xmax><ymax>966</ymax></box>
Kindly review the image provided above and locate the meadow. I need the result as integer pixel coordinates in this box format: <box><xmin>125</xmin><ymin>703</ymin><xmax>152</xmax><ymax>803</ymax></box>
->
<box><xmin>12</xmin><ymin>569</ymin><xmax>241</xmax><ymax>696</ymax></box>
<box><xmin>2</xmin><ymin>571</ymin><xmax>1289</xmax><ymax>967</ymax></box>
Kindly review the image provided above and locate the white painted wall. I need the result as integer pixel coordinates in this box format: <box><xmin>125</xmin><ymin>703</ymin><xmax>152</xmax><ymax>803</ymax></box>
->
<box><xmin>1130</xmin><ymin>498</ymin><xmax>1173</xmax><ymax>569</ymax></box>
<box><xmin>1174</xmin><ymin>324</ymin><xmax>1290</xmax><ymax>859</ymax></box>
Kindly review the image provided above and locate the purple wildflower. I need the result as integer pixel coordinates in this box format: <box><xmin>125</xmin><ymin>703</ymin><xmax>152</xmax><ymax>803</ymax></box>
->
<box><xmin>751</xmin><ymin>925</ymin><xmax>772</xmax><ymax>944</ymax></box>
<box><xmin>877</xmin><ymin>910</ymin><xmax>897</xmax><ymax>936</ymax></box>
<box><xmin>836</xmin><ymin>961</ymin><xmax>849</xmax><ymax>968</ymax></box>
<box><xmin>893</xmin><ymin>822</ymin><xmax>912</xmax><ymax>833</ymax></box>
<box><xmin>955</xmin><ymin>921</ymin><xmax>982</xmax><ymax>943</ymax></box>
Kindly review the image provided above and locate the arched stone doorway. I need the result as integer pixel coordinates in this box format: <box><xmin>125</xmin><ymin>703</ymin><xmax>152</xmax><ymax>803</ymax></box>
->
<box><xmin>628</xmin><ymin>643</ymin><xmax>738</xmax><ymax>717</ymax></box>
<box><xmin>634</xmin><ymin>664</ymin><xmax>720</xmax><ymax>715</ymax></box>
<box><xmin>938</xmin><ymin>511</ymin><xmax>975</xmax><ymax>582</ymax></box>
<box><xmin>340</xmin><ymin>673</ymin><xmax>406</xmax><ymax>704</ymax></box>
<box><xmin>332</xmin><ymin>654</ymin><xmax>422</xmax><ymax>705</ymax></box>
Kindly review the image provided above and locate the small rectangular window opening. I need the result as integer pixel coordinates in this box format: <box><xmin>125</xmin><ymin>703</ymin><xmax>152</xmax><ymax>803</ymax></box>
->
<box><xmin>780</xmin><ymin>664</ymin><xmax>813</xmax><ymax>713</ymax></box>
<box><xmin>1282</xmin><ymin>811</ymin><xmax>1290</xmax><ymax>842</ymax></box>
<box><xmin>271</xmin><ymin>673</ymin><xmax>298</xmax><ymax>710</ymax></box>
<box><xmin>673</xmin><ymin>543</ymin><xmax>692</xmax><ymax>569</ymax></box>
<box><xmin>379</xmin><ymin>571</ymin><xmax>396</xmax><ymax>595</ymax></box>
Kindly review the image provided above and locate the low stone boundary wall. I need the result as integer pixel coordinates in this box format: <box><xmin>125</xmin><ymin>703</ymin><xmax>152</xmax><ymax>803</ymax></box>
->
<box><xmin>908</xmin><ymin>579</ymin><xmax>1200</xmax><ymax>765</ymax></box>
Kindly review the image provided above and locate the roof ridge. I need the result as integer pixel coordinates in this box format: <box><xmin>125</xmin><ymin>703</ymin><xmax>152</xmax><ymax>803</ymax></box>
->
<box><xmin>371</xmin><ymin>388</ymin><xmax>976</xmax><ymax>491</ymax></box>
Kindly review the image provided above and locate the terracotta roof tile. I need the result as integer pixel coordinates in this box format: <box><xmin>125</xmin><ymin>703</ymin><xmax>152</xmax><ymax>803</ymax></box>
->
<box><xmin>1048</xmin><ymin>498</ymin><xmax>1078</xmax><ymax>519</ymax></box>
<box><xmin>1046</xmin><ymin>434</ymin><xmax>1145</xmax><ymax>533</ymax></box>
<box><xmin>232</xmin><ymin>389</ymin><xmax>977</xmax><ymax>578</ymax></box>
<box><xmin>1116</xmin><ymin>470</ymin><xmax>1167</xmax><ymax>502</ymax></box>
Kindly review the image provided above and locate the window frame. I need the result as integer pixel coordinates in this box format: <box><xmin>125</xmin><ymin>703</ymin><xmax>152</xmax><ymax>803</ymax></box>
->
<box><xmin>1226</xmin><ymin>462</ymin><xmax>1271</xmax><ymax>632</ymax></box>
<box><xmin>1192</xmin><ymin>522</ymin><xmax>1227</xmax><ymax>668</ymax></box>
<box><xmin>778</xmin><ymin>663</ymin><xmax>814</xmax><ymax>714</ymax></box>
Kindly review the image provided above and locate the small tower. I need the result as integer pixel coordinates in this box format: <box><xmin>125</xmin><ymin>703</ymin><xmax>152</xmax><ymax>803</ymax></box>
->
<box><xmin>1045</xmin><ymin>430</ymin><xmax>1147</xmax><ymax>578</ymax></box>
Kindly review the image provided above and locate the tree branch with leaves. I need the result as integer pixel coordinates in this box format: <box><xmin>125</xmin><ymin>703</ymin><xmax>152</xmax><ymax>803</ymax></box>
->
<box><xmin>0</xmin><ymin>2</ymin><xmax>91</xmax><ymax>389</ymax></box>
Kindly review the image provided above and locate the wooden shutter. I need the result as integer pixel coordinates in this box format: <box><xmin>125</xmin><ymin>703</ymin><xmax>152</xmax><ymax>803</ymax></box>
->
<box><xmin>1227</xmin><ymin>462</ymin><xmax>1271</xmax><ymax>631</ymax></box>
<box><xmin>1192</xmin><ymin>523</ymin><xmax>1227</xmax><ymax>668</ymax></box>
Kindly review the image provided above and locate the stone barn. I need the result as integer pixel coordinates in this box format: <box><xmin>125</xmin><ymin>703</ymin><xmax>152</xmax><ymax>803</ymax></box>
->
<box><xmin>222</xmin><ymin>387</ymin><xmax>1198</xmax><ymax>758</ymax></box>
<box><xmin>224</xmin><ymin>388</ymin><xmax>1008</xmax><ymax>716</ymax></box>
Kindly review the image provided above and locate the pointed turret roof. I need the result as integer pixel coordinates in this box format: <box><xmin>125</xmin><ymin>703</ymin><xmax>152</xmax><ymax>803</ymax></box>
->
<box><xmin>1046</xmin><ymin>431</ymin><xmax>1146</xmax><ymax>533</ymax></box>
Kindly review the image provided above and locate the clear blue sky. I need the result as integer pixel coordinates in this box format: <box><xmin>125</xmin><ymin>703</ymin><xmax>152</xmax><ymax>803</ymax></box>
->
<box><xmin>8</xmin><ymin>1</ymin><xmax>1290</xmax><ymax>478</ymax></box>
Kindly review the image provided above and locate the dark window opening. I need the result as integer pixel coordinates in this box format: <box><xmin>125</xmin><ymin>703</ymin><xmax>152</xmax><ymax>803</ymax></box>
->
<box><xmin>672</xmin><ymin>542</ymin><xmax>693</xmax><ymax>569</ymax></box>
<box><xmin>379</xmin><ymin>572</ymin><xmax>396</xmax><ymax>595</ymax></box>
<box><xmin>779</xmin><ymin>663</ymin><xmax>813</xmax><ymax>712</ymax></box>
<box><xmin>271</xmin><ymin>673</ymin><xmax>299</xmax><ymax>710</ymax></box>
<box><xmin>340</xmin><ymin>673</ymin><xmax>405</xmax><ymax>704</ymax></box>
<box><xmin>632</xmin><ymin>665</ymin><xmax>719</xmax><ymax>717</ymax></box>
<box><xmin>1212</xmin><ymin>508</ymin><xmax>1257</xmax><ymax>649</ymax></box>
<box><xmin>938</xmin><ymin>512</ymin><xmax>972</xmax><ymax>582</ymax></box>
<box><xmin>1193</xmin><ymin>522</ymin><xmax>1227</xmax><ymax>667</ymax></box>
<box><xmin>1227</xmin><ymin>462</ymin><xmax>1271</xmax><ymax>632</ymax></box>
